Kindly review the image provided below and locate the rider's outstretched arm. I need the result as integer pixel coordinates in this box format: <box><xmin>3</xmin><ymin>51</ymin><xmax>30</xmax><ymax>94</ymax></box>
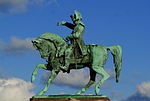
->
<box><xmin>57</xmin><ymin>21</ymin><xmax>75</xmax><ymax>29</ymax></box>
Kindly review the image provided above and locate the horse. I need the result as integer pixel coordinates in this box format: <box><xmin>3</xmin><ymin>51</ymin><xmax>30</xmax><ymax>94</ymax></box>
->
<box><xmin>31</xmin><ymin>32</ymin><xmax>122</xmax><ymax>95</ymax></box>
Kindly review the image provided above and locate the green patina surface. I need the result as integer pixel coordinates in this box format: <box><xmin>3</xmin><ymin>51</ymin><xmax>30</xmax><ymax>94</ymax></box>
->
<box><xmin>33</xmin><ymin>95</ymin><xmax>107</xmax><ymax>98</ymax></box>
<box><xmin>31</xmin><ymin>10</ymin><xmax>122</xmax><ymax>96</ymax></box>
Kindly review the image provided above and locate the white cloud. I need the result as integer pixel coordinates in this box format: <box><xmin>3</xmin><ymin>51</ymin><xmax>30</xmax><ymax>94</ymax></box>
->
<box><xmin>32</xmin><ymin>0</ymin><xmax>58</xmax><ymax>5</ymax></box>
<box><xmin>42</xmin><ymin>69</ymin><xmax>90</xmax><ymax>88</ymax></box>
<box><xmin>0</xmin><ymin>37</ymin><xmax>34</xmax><ymax>54</ymax></box>
<box><xmin>0</xmin><ymin>77</ymin><xmax>34</xmax><ymax>101</ymax></box>
<box><xmin>122</xmin><ymin>81</ymin><xmax>150</xmax><ymax>101</ymax></box>
<box><xmin>0</xmin><ymin>0</ymin><xmax>58</xmax><ymax>14</ymax></box>
<box><xmin>54</xmin><ymin>70</ymin><xmax>90</xmax><ymax>88</ymax></box>
<box><xmin>41</xmin><ymin>68</ymin><xmax>114</xmax><ymax>89</ymax></box>
<box><xmin>137</xmin><ymin>82</ymin><xmax>150</xmax><ymax>98</ymax></box>
<box><xmin>0</xmin><ymin>0</ymin><xmax>28</xmax><ymax>14</ymax></box>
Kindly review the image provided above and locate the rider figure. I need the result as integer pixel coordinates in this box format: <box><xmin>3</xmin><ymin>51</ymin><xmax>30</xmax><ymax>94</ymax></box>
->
<box><xmin>57</xmin><ymin>10</ymin><xmax>87</xmax><ymax>71</ymax></box>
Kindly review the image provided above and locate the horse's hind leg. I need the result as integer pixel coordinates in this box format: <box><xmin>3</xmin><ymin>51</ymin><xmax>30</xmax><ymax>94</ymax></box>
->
<box><xmin>91</xmin><ymin>46</ymin><xmax>110</xmax><ymax>95</ymax></box>
<box><xmin>75</xmin><ymin>69</ymin><xmax>96</xmax><ymax>95</ymax></box>
<box><xmin>92</xmin><ymin>66</ymin><xmax>110</xmax><ymax>95</ymax></box>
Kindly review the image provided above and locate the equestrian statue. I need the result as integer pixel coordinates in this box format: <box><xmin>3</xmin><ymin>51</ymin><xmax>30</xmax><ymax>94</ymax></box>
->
<box><xmin>31</xmin><ymin>10</ymin><xmax>122</xmax><ymax>96</ymax></box>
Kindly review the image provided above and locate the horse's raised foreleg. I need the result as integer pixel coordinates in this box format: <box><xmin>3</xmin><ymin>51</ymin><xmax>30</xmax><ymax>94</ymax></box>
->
<box><xmin>92</xmin><ymin>66</ymin><xmax>110</xmax><ymax>95</ymax></box>
<box><xmin>75</xmin><ymin>69</ymin><xmax>96</xmax><ymax>95</ymax></box>
<box><xmin>31</xmin><ymin>64</ymin><xmax>47</xmax><ymax>83</ymax></box>
<box><xmin>37</xmin><ymin>69</ymin><xmax>60</xmax><ymax>95</ymax></box>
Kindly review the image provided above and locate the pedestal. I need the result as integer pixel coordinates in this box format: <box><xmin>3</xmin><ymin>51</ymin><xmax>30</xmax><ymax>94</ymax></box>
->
<box><xmin>30</xmin><ymin>95</ymin><xmax>111</xmax><ymax>101</ymax></box>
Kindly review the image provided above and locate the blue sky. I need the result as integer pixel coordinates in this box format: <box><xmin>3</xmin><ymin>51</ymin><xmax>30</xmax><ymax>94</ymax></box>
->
<box><xmin>0</xmin><ymin>0</ymin><xmax>150</xmax><ymax>101</ymax></box>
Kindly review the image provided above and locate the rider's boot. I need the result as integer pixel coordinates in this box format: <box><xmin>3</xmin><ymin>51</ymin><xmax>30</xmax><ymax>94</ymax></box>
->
<box><xmin>60</xmin><ymin>58</ymin><xmax>70</xmax><ymax>71</ymax></box>
<box><xmin>60</xmin><ymin>46</ymin><xmax>72</xmax><ymax>72</ymax></box>
<box><xmin>80</xmin><ymin>45</ymin><xmax>87</xmax><ymax>57</ymax></box>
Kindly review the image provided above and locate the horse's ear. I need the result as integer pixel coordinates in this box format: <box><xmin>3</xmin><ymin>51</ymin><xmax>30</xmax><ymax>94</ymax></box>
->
<box><xmin>31</xmin><ymin>40</ymin><xmax>34</xmax><ymax>43</ymax></box>
<box><xmin>32</xmin><ymin>40</ymin><xmax>39</xmax><ymax>44</ymax></box>
<box><xmin>32</xmin><ymin>40</ymin><xmax>38</xmax><ymax>49</ymax></box>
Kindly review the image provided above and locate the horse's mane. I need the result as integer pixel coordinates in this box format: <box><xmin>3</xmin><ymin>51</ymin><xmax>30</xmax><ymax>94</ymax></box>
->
<box><xmin>37</xmin><ymin>32</ymin><xmax>67</xmax><ymax>47</ymax></box>
<box><xmin>35</xmin><ymin>32</ymin><xmax>68</xmax><ymax>57</ymax></box>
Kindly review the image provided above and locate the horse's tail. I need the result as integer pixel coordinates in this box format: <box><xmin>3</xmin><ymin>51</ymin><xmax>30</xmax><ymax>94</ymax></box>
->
<box><xmin>107</xmin><ymin>45</ymin><xmax>122</xmax><ymax>83</ymax></box>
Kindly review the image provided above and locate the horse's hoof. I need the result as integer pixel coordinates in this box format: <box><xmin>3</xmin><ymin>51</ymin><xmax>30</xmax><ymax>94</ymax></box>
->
<box><xmin>95</xmin><ymin>89</ymin><xmax>100</xmax><ymax>95</ymax></box>
<box><xmin>37</xmin><ymin>92</ymin><xmax>43</xmax><ymax>96</ymax></box>
<box><xmin>75</xmin><ymin>91</ymin><xmax>81</xmax><ymax>95</ymax></box>
<box><xmin>95</xmin><ymin>85</ymin><xmax>100</xmax><ymax>95</ymax></box>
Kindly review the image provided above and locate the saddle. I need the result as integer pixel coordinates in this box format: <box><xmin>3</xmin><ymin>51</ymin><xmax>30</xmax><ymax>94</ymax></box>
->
<box><xmin>69</xmin><ymin>45</ymin><xmax>89</xmax><ymax>64</ymax></box>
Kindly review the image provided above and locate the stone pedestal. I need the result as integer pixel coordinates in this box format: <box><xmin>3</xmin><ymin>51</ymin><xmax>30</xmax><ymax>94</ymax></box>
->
<box><xmin>30</xmin><ymin>95</ymin><xmax>110</xmax><ymax>101</ymax></box>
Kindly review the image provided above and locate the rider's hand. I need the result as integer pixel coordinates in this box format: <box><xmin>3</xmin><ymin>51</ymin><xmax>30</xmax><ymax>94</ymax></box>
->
<box><xmin>57</xmin><ymin>21</ymin><xmax>66</xmax><ymax>26</ymax></box>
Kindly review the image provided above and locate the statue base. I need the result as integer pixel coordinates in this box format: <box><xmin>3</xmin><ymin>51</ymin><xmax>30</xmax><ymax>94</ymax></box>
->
<box><xmin>30</xmin><ymin>95</ymin><xmax>110</xmax><ymax>101</ymax></box>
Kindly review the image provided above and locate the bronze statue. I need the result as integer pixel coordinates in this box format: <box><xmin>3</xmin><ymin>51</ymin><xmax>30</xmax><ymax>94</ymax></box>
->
<box><xmin>31</xmin><ymin>10</ymin><xmax>122</xmax><ymax>96</ymax></box>
<box><xmin>57</xmin><ymin>10</ymin><xmax>87</xmax><ymax>71</ymax></box>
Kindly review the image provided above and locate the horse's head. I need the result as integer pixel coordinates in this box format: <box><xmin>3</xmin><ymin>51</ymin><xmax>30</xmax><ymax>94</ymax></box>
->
<box><xmin>32</xmin><ymin>38</ymin><xmax>55</xmax><ymax>59</ymax></box>
<box><xmin>32</xmin><ymin>32</ymin><xmax>67</xmax><ymax>59</ymax></box>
